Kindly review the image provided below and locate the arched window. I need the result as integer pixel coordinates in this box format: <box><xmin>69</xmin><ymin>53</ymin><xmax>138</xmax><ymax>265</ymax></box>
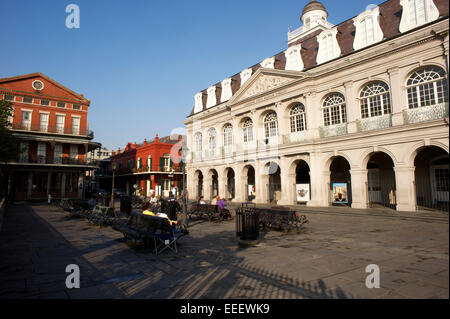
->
<box><xmin>264</xmin><ymin>112</ymin><xmax>278</xmax><ymax>138</ymax></box>
<box><xmin>407</xmin><ymin>67</ymin><xmax>448</xmax><ymax>109</ymax></box>
<box><xmin>242</xmin><ymin>119</ymin><xmax>253</xmax><ymax>143</ymax></box>
<box><xmin>223</xmin><ymin>124</ymin><xmax>233</xmax><ymax>147</ymax></box>
<box><xmin>323</xmin><ymin>93</ymin><xmax>347</xmax><ymax>126</ymax></box>
<box><xmin>207</xmin><ymin>128</ymin><xmax>217</xmax><ymax>149</ymax></box>
<box><xmin>194</xmin><ymin>132</ymin><xmax>202</xmax><ymax>152</ymax></box>
<box><xmin>289</xmin><ymin>104</ymin><xmax>307</xmax><ymax>133</ymax></box>
<box><xmin>360</xmin><ymin>82</ymin><xmax>392</xmax><ymax>118</ymax></box>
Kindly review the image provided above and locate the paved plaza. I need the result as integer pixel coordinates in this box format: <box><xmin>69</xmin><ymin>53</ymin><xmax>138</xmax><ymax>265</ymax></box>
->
<box><xmin>0</xmin><ymin>203</ymin><xmax>448</xmax><ymax>299</ymax></box>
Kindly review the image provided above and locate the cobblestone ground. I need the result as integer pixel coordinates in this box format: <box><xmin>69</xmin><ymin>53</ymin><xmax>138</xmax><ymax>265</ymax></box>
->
<box><xmin>0</xmin><ymin>203</ymin><xmax>448</xmax><ymax>299</ymax></box>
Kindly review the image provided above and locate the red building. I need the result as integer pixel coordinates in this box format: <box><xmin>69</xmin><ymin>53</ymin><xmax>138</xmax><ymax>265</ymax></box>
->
<box><xmin>109</xmin><ymin>134</ymin><xmax>184</xmax><ymax>198</ymax></box>
<box><xmin>0</xmin><ymin>73</ymin><xmax>100</xmax><ymax>201</ymax></box>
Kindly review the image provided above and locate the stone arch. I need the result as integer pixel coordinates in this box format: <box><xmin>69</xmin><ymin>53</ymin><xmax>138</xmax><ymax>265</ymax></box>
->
<box><xmin>324</xmin><ymin>152</ymin><xmax>353</xmax><ymax>171</ymax></box>
<box><xmin>407</xmin><ymin>141</ymin><xmax>449</xmax><ymax>167</ymax></box>
<box><xmin>360</xmin><ymin>147</ymin><xmax>398</xmax><ymax>169</ymax></box>
<box><xmin>222</xmin><ymin>167</ymin><xmax>236</xmax><ymax>200</ymax></box>
<box><xmin>242</xmin><ymin>164</ymin><xmax>256</xmax><ymax>202</ymax></box>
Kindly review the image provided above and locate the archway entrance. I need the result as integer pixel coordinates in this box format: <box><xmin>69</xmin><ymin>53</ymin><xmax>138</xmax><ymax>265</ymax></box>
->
<box><xmin>329</xmin><ymin>156</ymin><xmax>352</xmax><ymax>206</ymax></box>
<box><xmin>414</xmin><ymin>146</ymin><xmax>449</xmax><ymax>212</ymax></box>
<box><xmin>366</xmin><ymin>152</ymin><xmax>396</xmax><ymax>210</ymax></box>
<box><xmin>225</xmin><ymin>168</ymin><xmax>235</xmax><ymax>200</ymax></box>
<box><xmin>244</xmin><ymin>165</ymin><xmax>255</xmax><ymax>202</ymax></box>
<box><xmin>266</xmin><ymin>162</ymin><xmax>281</xmax><ymax>204</ymax></box>
<box><xmin>295</xmin><ymin>160</ymin><xmax>311</xmax><ymax>204</ymax></box>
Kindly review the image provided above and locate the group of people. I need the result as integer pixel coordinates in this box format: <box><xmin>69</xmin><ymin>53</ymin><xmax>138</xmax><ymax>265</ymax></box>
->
<box><xmin>198</xmin><ymin>195</ymin><xmax>228</xmax><ymax>211</ymax></box>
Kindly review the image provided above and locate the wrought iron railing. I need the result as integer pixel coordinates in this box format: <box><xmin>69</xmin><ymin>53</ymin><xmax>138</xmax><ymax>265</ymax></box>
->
<box><xmin>357</xmin><ymin>114</ymin><xmax>392</xmax><ymax>132</ymax></box>
<box><xmin>319</xmin><ymin>123</ymin><xmax>348</xmax><ymax>138</ymax></box>
<box><xmin>10</xmin><ymin>123</ymin><xmax>94</xmax><ymax>138</ymax></box>
<box><xmin>403</xmin><ymin>103</ymin><xmax>449</xmax><ymax>124</ymax></box>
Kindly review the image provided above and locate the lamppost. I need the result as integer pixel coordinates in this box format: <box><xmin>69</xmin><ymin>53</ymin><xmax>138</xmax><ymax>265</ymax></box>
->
<box><xmin>110</xmin><ymin>161</ymin><xmax>116</xmax><ymax>211</ymax></box>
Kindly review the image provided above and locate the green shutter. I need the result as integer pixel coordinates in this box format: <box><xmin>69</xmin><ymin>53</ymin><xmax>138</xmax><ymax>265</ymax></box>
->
<box><xmin>160</xmin><ymin>157</ymin><xmax>164</xmax><ymax>171</ymax></box>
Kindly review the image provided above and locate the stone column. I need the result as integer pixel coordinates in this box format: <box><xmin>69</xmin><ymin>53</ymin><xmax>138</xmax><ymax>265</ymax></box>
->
<box><xmin>254</xmin><ymin>161</ymin><xmax>267</xmax><ymax>204</ymax></box>
<box><xmin>394</xmin><ymin>166</ymin><xmax>416</xmax><ymax>212</ymax></box>
<box><xmin>388</xmin><ymin>67</ymin><xmax>405</xmax><ymax>126</ymax></box>
<box><xmin>305</xmin><ymin>92</ymin><xmax>320</xmax><ymax>139</ymax></box>
<box><xmin>234</xmin><ymin>166</ymin><xmax>245</xmax><ymax>203</ymax></box>
<box><xmin>277</xmin><ymin>158</ymin><xmax>293</xmax><ymax>205</ymax></box>
<box><xmin>308</xmin><ymin>153</ymin><xmax>329</xmax><ymax>207</ymax></box>
<box><xmin>204</xmin><ymin>174</ymin><xmax>212</xmax><ymax>201</ymax></box>
<box><xmin>344</xmin><ymin>81</ymin><xmax>359</xmax><ymax>134</ymax></box>
<box><xmin>350</xmin><ymin>169</ymin><xmax>369</xmax><ymax>209</ymax></box>
<box><xmin>61</xmin><ymin>173</ymin><xmax>66</xmax><ymax>199</ymax></box>
<box><xmin>27</xmin><ymin>172</ymin><xmax>33</xmax><ymax>200</ymax></box>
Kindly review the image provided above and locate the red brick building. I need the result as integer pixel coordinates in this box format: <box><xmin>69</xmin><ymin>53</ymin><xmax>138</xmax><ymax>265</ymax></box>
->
<box><xmin>109</xmin><ymin>134</ymin><xmax>184</xmax><ymax>198</ymax></box>
<box><xmin>0</xmin><ymin>73</ymin><xmax>100</xmax><ymax>201</ymax></box>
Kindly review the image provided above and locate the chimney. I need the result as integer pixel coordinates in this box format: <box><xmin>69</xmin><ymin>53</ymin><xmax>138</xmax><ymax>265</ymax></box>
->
<box><xmin>155</xmin><ymin>134</ymin><xmax>159</xmax><ymax>143</ymax></box>
<box><xmin>144</xmin><ymin>138</ymin><xmax>147</xmax><ymax>145</ymax></box>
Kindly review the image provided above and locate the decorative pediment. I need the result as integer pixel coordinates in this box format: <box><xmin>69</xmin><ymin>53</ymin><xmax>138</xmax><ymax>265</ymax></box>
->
<box><xmin>228</xmin><ymin>68</ymin><xmax>306</xmax><ymax>105</ymax></box>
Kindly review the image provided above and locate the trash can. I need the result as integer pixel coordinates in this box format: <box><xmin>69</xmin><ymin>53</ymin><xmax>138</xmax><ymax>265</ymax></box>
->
<box><xmin>120</xmin><ymin>196</ymin><xmax>132</xmax><ymax>216</ymax></box>
<box><xmin>236</xmin><ymin>207</ymin><xmax>259</xmax><ymax>241</ymax></box>
<box><xmin>167</xmin><ymin>200</ymin><xmax>178</xmax><ymax>221</ymax></box>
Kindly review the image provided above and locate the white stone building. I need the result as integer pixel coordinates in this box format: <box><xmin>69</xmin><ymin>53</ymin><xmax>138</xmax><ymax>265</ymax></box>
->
<box><xmin>184</xmin><ymin>0</ymin><xmax>449</xmax><ymax>212</ymax></box>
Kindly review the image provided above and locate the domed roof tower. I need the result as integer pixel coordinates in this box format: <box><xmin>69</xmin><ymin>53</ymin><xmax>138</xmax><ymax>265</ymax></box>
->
<box><xmin>301</xmin><ymin>0</ymin><xmax>328</xmax><ymax>29</ymax></box>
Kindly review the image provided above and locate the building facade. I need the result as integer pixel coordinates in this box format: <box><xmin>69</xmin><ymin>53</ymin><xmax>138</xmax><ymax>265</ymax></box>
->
<box><xmin>185</xmin><ymin>0</ymin><xmax>449</xmax><ymax>212</ymax></box>
<box><xmin>109</xmin><ymin>135</ymin><xmax>184</xmax><ymax>198</ymax></box>
<box><xmin>0</xmin><ymin>73</ymin><xmax>100</xmax><ymax>201</ymax></box>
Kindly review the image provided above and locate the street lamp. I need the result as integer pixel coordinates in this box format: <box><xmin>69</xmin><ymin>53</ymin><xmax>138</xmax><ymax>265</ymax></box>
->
<box><xmin>110</xmin><ymin>161</ymin><xmax>116</xmax><ymax>215</ymax></box>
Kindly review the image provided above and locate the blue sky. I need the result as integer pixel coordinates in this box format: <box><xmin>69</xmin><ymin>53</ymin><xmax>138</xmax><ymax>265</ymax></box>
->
<box><xmin>0</xmin><ymin>0</ymin><xmax>385</xmax><ymax>150</ymax></box>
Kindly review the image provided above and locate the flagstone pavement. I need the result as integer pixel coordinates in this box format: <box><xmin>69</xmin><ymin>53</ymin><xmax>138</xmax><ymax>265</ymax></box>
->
<box><xmin>0</xmin><ymin>203</ymin><xmax>448</xmax><ymax>299</ymax></box>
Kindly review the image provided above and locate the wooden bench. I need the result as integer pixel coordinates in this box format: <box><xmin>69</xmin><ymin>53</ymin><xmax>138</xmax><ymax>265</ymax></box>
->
<box><xmin>113</xmin><ymin>212</ymin><xmax>186</xmax><ymax>255</ymax></box>
<box><xmin>188</xmin><ymin>203</ymin><xmax>232</xmax><ymax>222</ymax></box>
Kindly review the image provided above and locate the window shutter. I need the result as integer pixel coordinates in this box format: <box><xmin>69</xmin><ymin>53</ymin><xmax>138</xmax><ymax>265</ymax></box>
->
<box><xmin>160</xmin><ymin>157</ymin><xmax>164</xmax><ymax>171</ymax></box>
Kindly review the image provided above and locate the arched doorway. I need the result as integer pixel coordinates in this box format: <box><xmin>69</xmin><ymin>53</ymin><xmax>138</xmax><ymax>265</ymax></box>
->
<box><xmin>329</xmin><ymin>156</ymin><xmax>352</xmax><ymax>206</ymax></box>
<box><xmin>265</xmin><ymin>162</ymin><xmax>281</xmax><ymax>204</ymax></box>
<box><xmin>414</xmin><ymin>146</ymin><xmax>449</xmax><ymax>211</ymax></box>
<box><xmin>295</xmin><ymin>160</ymin><xmax>311</xmax><ymax>204</ymax></box>
<box><xmin>243</xmin><ymin>165</ymin><xmax>255</xmax><ymax>202</ymax></box>
<box><xmin>225</xmin><ymin>168</ymin><xmax>235</xmax><ymax>200</ymax></box>
<box><xmin>366</xmin><ymin>152</ymin><xmax>396</xmax><ymax>210</ymax></box>
<box><xmin>194</xmin><ymin>170</ymin><xmax>203</xmax><ymax>199</ymax></box>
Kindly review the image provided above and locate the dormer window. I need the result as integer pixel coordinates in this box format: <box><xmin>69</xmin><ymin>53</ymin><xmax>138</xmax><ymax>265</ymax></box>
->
<box><xmin>285</xmin><ymin>45</ymin><xmax>304</xmax><ymax>71</ymax></box>
<box><xmin>221</xmin><ymin>78</ymin><xmax>232</xmax><ymax>103</ymax></box>
<box><xmin>206</xmin><ymin>86</ymin><xmax>217</xmax><ymax>108</ymax></box>
<box><xmin>194</xmin><ymin>92</ymin><xmax>203</xmax><ymax>113</ymax></box>
<box><xmin>316</xmin><ymin>29</ymin><xmax>341</xmax><ymax>64</ymax></box>
<box><xmin>261</xmin><ymin>57</ymin><xmax>275</xmax><ymax>69</ymax></box>
<box><xmin>399</xmin><ymin>0</ymin><xmax>439</xmax><ymax>33</ymax></box>
<box><xmin>353</xmin><ymin>6</ymin><xmax>384</xmax><ymax>51</ymax></box>
<box><xmin>240</xmin><ymin>68</ymin><xmax>253</xmax><ymax>86</ymax></box>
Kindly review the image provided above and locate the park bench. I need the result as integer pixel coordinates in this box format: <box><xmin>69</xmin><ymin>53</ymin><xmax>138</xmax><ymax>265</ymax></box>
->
<box><xmin>87</xmin><ymin>205</ymin><xmax>117</xmax><ymax>226</ymax></box>
<box><xmin>113</xmin><ymin>212</ymin><xmax>186</xmax><ymax>255</ymax></box>
<box><xmin>238</xmin><ymin>204</ymin><xmax>308</xmax><ymax>233</ymax></box>
<box><xmin>188</xmin><ymin>203</ymin><xmax>232</xmax><ymax>222</ymax></box>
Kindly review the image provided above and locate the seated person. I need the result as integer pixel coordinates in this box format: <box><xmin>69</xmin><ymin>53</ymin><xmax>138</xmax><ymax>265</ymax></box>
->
<box><xmin>198</xmin><ymin>196</ymin><xmax>206</xmax><ymax>205</ymax></box>
<box><xmin>142</xmin><ymin>202</ymin><xmax>155</xmax><ymax>216</ymax></box>
<box><xmin>216</xmin><ymin>198</ymin><xmax>227</xmax><ymax>211</ymax></box>
<box><xmin>211</xmin><ymin>195</ymin><xmax>219</xmax><ymax>205</ymax></box>
<box><xmin>87</xmin><ymin>197</ymin><xmax>96</xmax><ymax>210</ymax></box>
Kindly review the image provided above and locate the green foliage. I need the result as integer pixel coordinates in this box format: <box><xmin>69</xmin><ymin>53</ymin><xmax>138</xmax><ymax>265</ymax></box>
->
<box><xmin>0</xmin><ymin>99</ymin><xmax>18</xmax><ymax>164</ymax></box>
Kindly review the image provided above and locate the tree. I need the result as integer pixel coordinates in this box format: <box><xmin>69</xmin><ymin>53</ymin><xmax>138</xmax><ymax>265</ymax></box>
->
<box><xmin>0</xmin><ymin>99</ymin><xmax>18</xmax><ymax>164</ymax></box>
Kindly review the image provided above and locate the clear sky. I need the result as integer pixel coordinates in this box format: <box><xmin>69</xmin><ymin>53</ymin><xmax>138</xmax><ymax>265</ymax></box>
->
<box><xmin>1</xmin><ymin>0</ymin><xmax>385</xmax><ymax>151</ymax></box>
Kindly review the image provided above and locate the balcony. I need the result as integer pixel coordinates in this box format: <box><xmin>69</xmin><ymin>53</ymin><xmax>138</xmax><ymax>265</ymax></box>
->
<box><xmin>319</xmin><ymin>123</ymin><xmax>348</xmax><ymax>138</ymax></box>
<box><xmin>283</xmin><ymin>131</ymin><xmax>307</xmax><ymax>144</ymax></box>
<box><xmin>357</xmin><ymin>114</ymin><xmax>392</xmax><ymax>132</ymax></box>
<box><xmin>120</xmin><ymin>165</ymin><xmax>183</xmax><ymax>175</ymax></box>
<box><xmin>10</xmin><ymin>123</ymin><xmax>94</xmax><ymax>138</ymax></box>
<box><xmin>192</xmin><ymin>151</ymin><xmax>202</xmax><ymax>162</ymax></box>
<box><xmin>403</xmin><ymin>103</ymin><xmax>449</xmax><ymax>125</ymax></box>
<box><xmin>16</xmin><ymin>156</ymin><xmax>97</xmax><ymax>166</ymax></box>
